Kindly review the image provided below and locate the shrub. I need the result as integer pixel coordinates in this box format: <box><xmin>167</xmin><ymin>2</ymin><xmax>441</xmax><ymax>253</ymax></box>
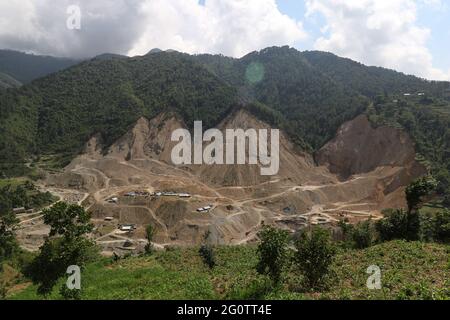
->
<box><xmin>256</xmin><ymin>225</ymin><xmax>290</xmax><ymax>286</ymax></box>
<box><xmin>199</xmin><ymin>231</ymin><xmax>216</xmax><ymax>269</ymax></box>
<box><xmin>351</xmin><ymin>220</ymin><xmax>376</xmax><ymax>249</ymax></box>
<box><xmin>145</xmin><ymin>224</ymin><xmax>155</xmax><ymax>254</ymax></box>
<box><xmin>434</xmin><ymin>210</ymin><xmax>450</xmax><ymax>243</ymax></box>
<box><xmin>0</xmin><ymin>281</ymin><xmax>6</xmax><ymax>300</ymax></box>
<box><xmin>376</xmin><ymin>209</ymin><xmax>409</xmax><ymax>241</ymax></box>
<box><xmin>406</xmin><ymin>176</ymin><xmax>437</xmax><ymax>213</ymax></box>
<box><xmin>294</xmin><ymin>227</ymin><xmax>336</xmax><ymax>290</ymax></box>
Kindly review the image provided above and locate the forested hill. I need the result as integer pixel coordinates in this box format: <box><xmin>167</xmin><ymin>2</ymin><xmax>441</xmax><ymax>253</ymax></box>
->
<box><xmin>0</xmin><ymin>50</ymin><xmax>81</xmax><ymax>84</ymax></box>
<box><xmin>0</xmin><ymin>46</ymin><xmax>449</xmax><ymax>181</ymax></box>
<box><xmin>0</xmin><ymin>72</ymin><xmax>21</xmax><ymax>89</ymax></box>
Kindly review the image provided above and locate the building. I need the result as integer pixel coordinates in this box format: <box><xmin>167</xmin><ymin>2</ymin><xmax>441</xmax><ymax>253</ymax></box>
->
<box><xmin>179</xmin><ymin>193</ymin><xmax>191</xmax><ymax>198</ymax></box>
<box><xmin>119</xmin><ymin>224</ymin><xmax>136</xmax><ymax>231</ymax></box>
<box><xmin>13</xmin><ymin>207</ymin><xmax>26</xmax><ymax>214</ymax></box>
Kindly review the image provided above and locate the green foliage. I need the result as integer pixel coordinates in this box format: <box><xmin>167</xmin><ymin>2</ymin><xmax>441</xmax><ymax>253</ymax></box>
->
<box><xmin>199</xmin><ymin>231</ymin><xmax>216</xmax><ymax>269</ymax></box>
<box><xmin>144</xmin><ymin>224</ymin><xmax>155</xmax><ymax>255</ymax></box>
<box><xmin>351</xmin><ymin>220</ymin><xmax>376</xmax><ymax>249</ymax></box>
<box><xmin>0</xmin><ymin>49</ymin><xmax>79</xmax><ymax>84</ymax></box>
<box><xmin>25</xmin><ymin>202</ymin><xmax>96</xmax><ymax>296</ymax></box>
<box><xmin>367</xmin><ymin>95</ymin><xmax>450</xmax><ymax>205</ymax></box>
<box><xmin>337</xmin><ymin>220</ymin><xmax>375</xmax><ymax>249</ymax></box>
<box><xmin>5</xmin><ymin>47</ymin><xmax>448</xmax><ymax>177</ymax></box>
<box><xmin>256</xmin><ymin>225</ymin><xmax>290</xmax><ymax>285</ymax></box>
<box><xmin>59</xmin><ymin>284</ymin><xmax>82</xmax><ymax>300</ymax></box>
<box><xmin>406</xmin><ymin>176</ymin><xmax>438</xmax><ymax>213</ymax></box>
<box><xmin>43</xmin><ymin>202</ymin><xmax>93</xmax><ymax>239</ymax></box>
<box><xmin>0</xmin><ymin>280</ymin><xmax>6</xmax><ymax>299</ymax></box>
<box><xmin>294</xmin><ymin>227</ymin><xmax>336</xmax><ymax>290</ymax></box>
<box><xmin>443</xmin><ymin>192</ymin><xmax>450</xmax><ymax>208</ymax></box>
<box><xmin>376</xmin><ymin>209</ymin><xmax>409</xmax><ymax>241</ymax></box>
<box><xmin>434</xmin><ymin>210</ymin><xmax>450</xmax><ymax>243</ymax></box>
<box><xmin>8</xmin><ymin>240</ymin><xmax>450</xmax><ymax>300</ymax></box>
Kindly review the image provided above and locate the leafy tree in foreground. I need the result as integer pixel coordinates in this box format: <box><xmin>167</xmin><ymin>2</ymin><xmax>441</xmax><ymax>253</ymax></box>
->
<box><xmin>405</xmin><ymin>176</ymin><xmax>437</xmax><ymax>240</ymax></box>
<box><xmin>294</xmin><ymin>227</ymin><xmax>336</xmax><ymax>291</ymax></box>
<box><xmin>406</xmin><ymin>176</ymin><xmax>438</xmax><ymax>214</ymax></box>
<box><xmin>256</xmin><ymin>225</ymin><xmax>290</xmax><ymax>286</ymax></box>
<box><xmin>26</xmin><ymin>202</ymin><xmax>97</xmax><ymax>296</ymax></box>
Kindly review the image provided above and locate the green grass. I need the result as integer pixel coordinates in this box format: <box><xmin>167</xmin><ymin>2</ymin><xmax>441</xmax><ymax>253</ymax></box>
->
<box><xmin>7</xmin><ymin>241</ymin><xmax>450</xmax><ymax>300</ymax></box>
<box><xmin>0</xmin><ymin>178</ymin><xmax>26</xmax><ymax>188</ymax></box>
<box><xmin>421</xmin><ymin>199</ymin><xmax>446</xmax><ymax>215</ymax></box>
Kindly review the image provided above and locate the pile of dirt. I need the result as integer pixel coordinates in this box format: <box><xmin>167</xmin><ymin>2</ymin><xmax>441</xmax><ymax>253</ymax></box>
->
<box><xmin>316</xmin><ymin>115</ymin><xmax>426</xmax><ymax>179</ymax></box>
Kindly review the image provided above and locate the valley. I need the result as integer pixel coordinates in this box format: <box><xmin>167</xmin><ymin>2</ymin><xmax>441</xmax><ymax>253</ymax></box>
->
<box><xmin>15</xmin><ymin>110</ymin><xmax>425</xmax><ymax>255</ymax></box>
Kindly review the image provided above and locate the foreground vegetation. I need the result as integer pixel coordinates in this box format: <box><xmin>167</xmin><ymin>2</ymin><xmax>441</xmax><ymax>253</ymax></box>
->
<box><xmin>1</xmin><ymin>177</ymin><xmax>448</xmax><ymax>300</ymax></box>
<box><xmin>5</xmin><ymin>240</ymin><xmax>449</xmax><ymax>300</ymax></box>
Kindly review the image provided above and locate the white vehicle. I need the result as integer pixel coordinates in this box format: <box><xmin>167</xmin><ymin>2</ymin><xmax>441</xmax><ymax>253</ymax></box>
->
<box><xmin>179</xmin><ymin>193</ymin><xmax>191</xmax><ymax>198</ymax></box>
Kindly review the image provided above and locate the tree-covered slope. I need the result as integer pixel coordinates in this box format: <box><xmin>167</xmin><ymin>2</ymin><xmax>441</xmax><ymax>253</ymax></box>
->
<box><xmin>0</xmin><ymin>51</ymin><xmax>239</xmax><ymax>176</ymax></box>
<box><xmin>302</xmin><ymin>50</ymin><xmax>450</xmax><ymax>99</ymax></box>
<box><xmin>0</xmin><ymin>50</ymin><xmax>81</xmax><ymax>84</ymax></box>
<box><xmin>0</xmin><ymin>72</ymin><xmax>21</xmax><ymax>89</ymax></box>
<box><xmin>1</xmin><ymin>46</ymin><xmax>449</xmax><ymax>181</ymax></box>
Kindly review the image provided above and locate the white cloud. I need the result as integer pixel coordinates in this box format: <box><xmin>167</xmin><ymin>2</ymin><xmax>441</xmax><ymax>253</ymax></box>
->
<box><xmin>129</xmin><ymin>0</ymin><xmax>307</xmax><ymax>57</ymax></box>
<box><xmin>306</xmin><ymin>0</ymin><xmax>449</xmax><ymax>80</ymax></box>
<box><xmin>0</xmin><ymin>0</ymin><xmax>307</xmax><ymax>59</ymax></box>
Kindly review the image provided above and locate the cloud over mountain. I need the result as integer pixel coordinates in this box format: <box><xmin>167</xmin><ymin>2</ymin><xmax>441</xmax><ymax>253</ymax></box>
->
<box><xmin>0</xmin><ymin>0</ymin><xmax>307</xmax><ymax>58</ymax></box>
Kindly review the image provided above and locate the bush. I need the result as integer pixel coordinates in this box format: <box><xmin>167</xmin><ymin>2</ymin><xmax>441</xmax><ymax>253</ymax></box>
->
<box><xmin>443</xmin><ymin>191</ymin><xmax>450</xmax><ymax>208</ymax></box>
<box><xmin>406</xmin><ymin>176</ymin><xmax>437</xmax><ymax>213</ymax></box>
<box><xmin>145</xmin><ymin>224</ymin><xmax>154</xmax><ymax>255</ymax></box>
<box><xmin>376</xmin><ymin>209</ymin><xmax>409</xmax><ymax>241</ymax></box>
<box><xmin>294</xmin><ymin>227</ymin><xmax>336</xmax><ymax>290</ymax></box>
<box><xmin>0</xmin><ymin>280</ymin><xmax>6</xmax><ymax>300</ymax></box>
<box><xmin>434</xmin><ymin>210</ymin><xmax>450</xmax><ymax>243</ymax></box>
<box><xmin>60</xmin><ymin>284</ymin><xmax>82</xmax><ymax>300</ymax></box>
<box><xmin>256</xmin><ymin>225</ymin><xmax>290</xmax><ymax>286</ymax></box>
<box><xmin>351</xmin><ymin>220</ymin><xmax>376</xmax><ymax>249</ymax></box>
<box><xmin>199</xmin><ymin>231</ymin><xmax>216</xmax><ymax>269</ymax></box>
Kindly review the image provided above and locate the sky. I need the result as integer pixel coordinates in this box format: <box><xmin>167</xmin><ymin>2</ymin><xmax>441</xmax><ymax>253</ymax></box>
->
<box><xmin>0</xmin><ymin>0</ymin><xmax>449</xmax><ymax>80</ymax></box>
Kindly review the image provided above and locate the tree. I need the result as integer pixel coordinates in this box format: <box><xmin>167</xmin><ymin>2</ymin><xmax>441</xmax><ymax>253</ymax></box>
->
<box><xmin>294</xmin><ymin>227</ymin><xmax>336</xmax><ymax>290</ymax></box>
<box><xmin>199</xmin><ymin>231</ymin><xmax>216</xmax><ymax>269</ymax></box>
<box><xmin>26</xmin><ymin>202</ymin><xmax>96</xmax><ymax>296</ymax></box>
<box><xmin>144</xmin><ymin>224</ymin><xmax>155</xmax><ymax>254</ymax></box>
<box><xmin>434</xmin><ymin>209</ymin><xmax>450</xmax><ymax>243</ymax></box>
<box><xmin>406</xmin><ymin>176</ymin><xmax>437</xmax><ymax>214</ymax></box>
<box><xmin>443</xmin><ymin>190</ymin><xmax>450</xmax><ymax>208</ymax></box>
<box><xmin>405</xmin><ymin>177</ymin><xmax>437</xmax><ymax>241</ymax></box>
<box><xmin>376</xmin><ymin>209</ymin><xmax>409</xmax><ymax>241</ymax></box>
<box><xmin>256</xmin><ymin>225</ymin><xmax>290</xmax><ymax>286</ymax></box>
<box><xmin>351</xmin><ymin>220</ymin><xmax>375</xmax><ymax>249</ymax></box>
<box><xmin>0</xmin><ymin>196</ymin><xmax>18</xmax><ymax>266</ymax></box>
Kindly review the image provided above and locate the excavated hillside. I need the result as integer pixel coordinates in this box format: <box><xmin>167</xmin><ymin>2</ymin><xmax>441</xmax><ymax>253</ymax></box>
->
<box><xmin>25</xmin><ymin>110</ymin><xmax>426</xmax><ymax>253</ymax></box>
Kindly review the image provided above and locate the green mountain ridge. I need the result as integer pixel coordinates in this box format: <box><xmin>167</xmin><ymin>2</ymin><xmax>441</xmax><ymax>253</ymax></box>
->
<box><xmin>0</xmin><ymin>49</ymin><xmax>81</xmax><ymax>84</ymax></box>
<box><xmin>0</xmin><ymin>72</ymin><xmax>21</xmax><ymax>89</ymax></box>
<box><xmin>0</xmin><ymin>46</ymin><xmax>449</xmax><ymax>196</ymax></box>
